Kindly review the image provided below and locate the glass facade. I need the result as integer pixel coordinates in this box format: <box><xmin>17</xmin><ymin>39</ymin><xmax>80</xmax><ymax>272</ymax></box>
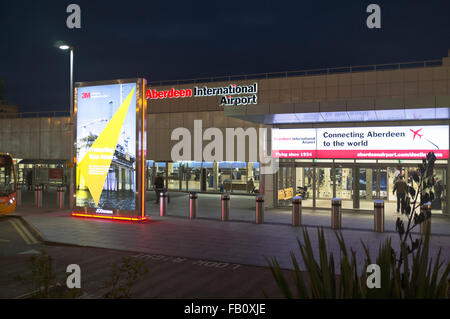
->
<box><xmin>16</xmin><ymin>160</ymin><xmax>69</xmax><ymax>190</ymax></box>
<box><xmin>146</xmin><ymin>160</ymin><xmax>260</xmax><ymax>194</ymax></box>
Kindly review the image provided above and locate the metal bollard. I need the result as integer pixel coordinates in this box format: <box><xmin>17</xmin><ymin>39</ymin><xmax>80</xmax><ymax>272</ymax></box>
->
<box><xmin>160</xmin><ymin>191</ymin><xmax>168</xmax><ymax>217</ymax></box>
<box><xmin>420</xmin><ymin>202</ymin><xmax>432</xmax><ymax>235</ymax></box>
<box><xmin>331</xmin><ymin>198</ymin><xmax>342</xmax><ymax>229</ymax></box>
<box><xmin>255</xmin><ymin>195</ymin><xmax>264</xmax><ymax>224</ymax></box>
<box><xmin>292</xmin><ymin>196</ymin><xmax>302</xmax><ymax>226</ymax></box>
<box><xmin>221</xmin><ymin>193</ymin><xmax>230</xmax><ymax>221</ymax></box>
<box><xmin>56</xmin><ymin>186</ymin><xmax>65</xmax><ymax>209</ymax></box>
<box><xmin>35</xmin><ymin>185</ymin><xmax>43</xmax><ymax>208</ymax></box>
<box><xmin>16</xmin><ymin>185</ymin><xmax>22</xmax><ymax>206</ymax></box>
<box><xmin>189</xmin><ymin>192</ymin><xmax>198</xmax><ymax>219</ymax></box>
<box><xmin>374</xmin><ymin>200</ymin><xmax>384</xmax><ymax>232</ymax></box>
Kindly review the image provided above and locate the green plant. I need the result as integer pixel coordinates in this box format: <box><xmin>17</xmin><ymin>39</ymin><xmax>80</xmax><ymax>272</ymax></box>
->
<box><xmin>103</xmin><ymin>256</ymin><xmax>149</xmax><ymax>298</ymax></box>
<box><xmin>395</xmin><ymin>152</ymin><xmax>437</xmax><ymax>268</ymax></box>
<box><xmin>15</xmin><ymin>250</ymin><xmax>83</xmax><ymax>299</ymax></box>
<box><xmin>28</xmin><ymin>249</ymin><xmax>57</xmax><ymax>298</ymax></box>
<box><xmin>267</xmin><ymin>227</ymin><xmax>450</xmax><ymax>299</ymax></box>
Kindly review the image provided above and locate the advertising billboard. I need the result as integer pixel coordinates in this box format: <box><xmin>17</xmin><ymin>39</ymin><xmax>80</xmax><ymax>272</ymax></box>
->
<box><xmin>272</xmin><ymin>125</ymin><xmax>449</xmax><ymax>159</ymax></box>
<box><xmin>73</xmin><ymin>79</ymin><xmax>147</xmax><ymax>220</ymax></box>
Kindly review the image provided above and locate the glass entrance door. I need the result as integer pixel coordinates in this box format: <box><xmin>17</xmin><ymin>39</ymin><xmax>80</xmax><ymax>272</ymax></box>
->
<box><xmin>378</xmin><ymin>168</ymin><xmax>388</xmax><ymax>200</ymax></box>
<box><xmin>383</xmin><ymin>165</ymin><xmax>447</xmax><ymax>215</ymax></box>
<box><xmin>431</xmin><ymin>168</ymin><xmax>446</xmax><ymax>214</ymax></box>
<box><xmin>278</xmin><ymin>165</ymin><xmax>295</xmax><ymax>206</ymax></box>
<box><xmin>335</xmin><ymin>167</ymin><xmax>353</xmax><ymax>209</ymax></box>
<box><xmin>315</xmin><ymin>167</ymin><xmax>333</xmax><ymax>208</ymax></box>
<box><xmin>277</xmin><ymin>162</ymin><xmax>447</xmax><ymax>214</ymax></box>
<box><xmin>294</xmin><ymin>166</ymin><xmax>313</xmax><ymax>207</ymax></box>
<box><xmin>359</xmin><ymin>168</ymin><xmax>376</xmax><ymax>210</ymax></box>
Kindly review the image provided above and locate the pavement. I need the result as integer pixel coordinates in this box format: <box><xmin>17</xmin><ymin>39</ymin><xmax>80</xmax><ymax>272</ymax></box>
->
<box><xmin>11</xmin><ymin>191</ymin><xmax>450</xmax><ymax>274</ymax></box>
<box><xmin>0</xmin><ymin>216</ymin><xmax>290</xmax><ymax>299</ymax></box>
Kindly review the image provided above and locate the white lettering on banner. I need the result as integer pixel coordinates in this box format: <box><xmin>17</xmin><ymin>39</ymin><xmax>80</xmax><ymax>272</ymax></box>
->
<box><xmin>272</xmin><ymin>125</ymin><xmax>449</xmax><ymax>159</ymax></box>
<box><xmin>95</xmin><ymin>208</ymin><xmax>113</xmax><ymax>214</ymax></box>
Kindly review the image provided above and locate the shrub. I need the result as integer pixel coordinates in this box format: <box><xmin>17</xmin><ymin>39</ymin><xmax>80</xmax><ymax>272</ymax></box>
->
<box><xmin>266</xmin><ymin>227</ymin><xmax>450</xmax><ymax>299</ymax></box>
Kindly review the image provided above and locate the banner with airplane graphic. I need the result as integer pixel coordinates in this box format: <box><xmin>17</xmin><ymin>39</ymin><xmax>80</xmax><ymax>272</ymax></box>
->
<box><xmin>272</xmin><ymin>125</ymin><xmax>449</xmax><ymax>159</ymax></box>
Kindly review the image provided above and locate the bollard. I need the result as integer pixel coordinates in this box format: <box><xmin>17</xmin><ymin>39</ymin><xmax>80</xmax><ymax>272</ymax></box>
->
<box><xmin>292</xmin><ymin>196</ymin><xmax>302</xmax><ymax>226</ymax></box>
<box><xmin>189</xmin><ymin>192</ymin><xmax>198</xmax><ymax>219</ymax></box>
<box><xmin>331</xmin><ymin>198</ymin><xmax>342</xmax><ymax>229</ymax></box>
<box><xmin>35</xmin><ymin>185</ymin><xmax>43</xmax><ymax>208</ymax></box>
<box><xmin>374</xmin><ymin>200</ymin><xmax>384</xmax><ymax>232</ymax></box>
<box><xmin>255</xmin><ymin>195</ymin><xmax>264</xmax><ymax>224</ymax></box>
<box><xmin>221</xmin><ymin>193</ymin><xmax>230</xmax><ymax>221</ymax></box>
<box><xmin>16</xmin><ymin>184</ymin><xmax>22</xmax><ymax>206</ymax></box>
<box><xmin>160</xmin><ymin>191</ymin><xmax>168</xmax><ymax>217</ymax></box>
<box><xmin>420</xmin><ymin>202</ymin><xmax>432</xmax><ymax>235</ymax></box>
<box><xmin>56</xmin><ymin>186</ymin><xmax>65</xmax><ymax>209</ymax></box>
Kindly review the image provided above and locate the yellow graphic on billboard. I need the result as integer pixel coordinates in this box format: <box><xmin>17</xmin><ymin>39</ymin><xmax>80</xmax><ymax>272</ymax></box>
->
<box><xmin>78</xmin><ymin>87</ymin><xmax>136</xmax><ymax>206</ymax></box>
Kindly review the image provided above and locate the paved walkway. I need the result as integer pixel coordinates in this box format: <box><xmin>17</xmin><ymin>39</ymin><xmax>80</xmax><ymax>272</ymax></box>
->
<box><xmin>12</xmin><ymin>192</ymin><xmax>450</xmax><ymax>273</ymax></box>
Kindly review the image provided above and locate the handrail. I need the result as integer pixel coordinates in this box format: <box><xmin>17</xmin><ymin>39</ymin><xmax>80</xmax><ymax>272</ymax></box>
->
<box><xmin>1</xmin><ymin>58</ymin><xmax>444</xmax><ymax>118</ymax></box>
<box><xmin>148</xmin><ymin>59</ymin><xmax>443</xmax><ymax>86</ymax></box>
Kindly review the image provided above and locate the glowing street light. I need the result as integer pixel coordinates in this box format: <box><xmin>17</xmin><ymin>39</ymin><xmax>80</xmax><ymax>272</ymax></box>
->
<box><xmin>58</xmin><ymin>43</ymin><xmax>75</xmax><ymax>209</ymax></box>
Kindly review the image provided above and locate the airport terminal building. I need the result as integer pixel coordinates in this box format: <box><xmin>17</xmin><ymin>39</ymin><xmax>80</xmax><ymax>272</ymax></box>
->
<box><xmin>1</xmin><ymin>50</ymin><xmax>450</xmax><ymax>216</ymax></box>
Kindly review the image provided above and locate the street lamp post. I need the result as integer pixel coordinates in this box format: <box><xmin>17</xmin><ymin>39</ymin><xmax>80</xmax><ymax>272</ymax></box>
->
<box><xmin>59</xmin><ymin>44</ymin><xmax>75</xmax><ymax>209</ymax></box>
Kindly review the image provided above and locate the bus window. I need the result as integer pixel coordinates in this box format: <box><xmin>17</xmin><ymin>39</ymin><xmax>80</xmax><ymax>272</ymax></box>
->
<box><xmin>0</xmin><ymin>155</ymin><xmax>16</xmax><ymax>195</ymax></box>
<box><xmin>0</xmin><ymin>153</ymin><xmax>17</xmax><ymax>216</ymax></box>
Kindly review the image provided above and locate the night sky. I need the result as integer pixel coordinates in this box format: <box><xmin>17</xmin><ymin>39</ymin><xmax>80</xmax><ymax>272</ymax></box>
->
<box><xmin>1</xmin><ymin>0</ymin><xmax>449</xmax><ymax>112</ymax></box>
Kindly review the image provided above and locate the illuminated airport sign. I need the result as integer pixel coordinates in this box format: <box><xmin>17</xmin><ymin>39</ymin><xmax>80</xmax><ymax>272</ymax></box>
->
<box><xmin>272</xmin><ymin>125</ymin><xmax>449</xmax><ymax>159</ymax></box>
<box><xmin>146</xmin><ymin>83</ymin><xmax>258</xmax><ymax>106</ymax></box>
<box><xmin>146</xmin><ymin>87</ymin><xmax>192</xmax><ymax>99</ymax></box>
<box><xmin>74</xmin><ymin>79</ymin><xmax>147</xmax><ymax>220</ymax></box>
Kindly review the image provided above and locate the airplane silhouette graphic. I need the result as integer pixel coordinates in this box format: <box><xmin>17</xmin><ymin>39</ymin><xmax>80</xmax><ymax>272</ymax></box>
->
<box><xmin>410</xmin><ymin>128</ymin><xmax>423</xmax><ymax>140</ymax></box>
<box><xmin>409</xmin><ymin>128</ymin><xmax>440</xmax><ymax>149</ymax></box>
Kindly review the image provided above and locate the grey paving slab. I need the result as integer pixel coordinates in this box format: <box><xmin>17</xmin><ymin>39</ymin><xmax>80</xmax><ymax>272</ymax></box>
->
<box><xmin>12</xmin><ymin>192</ymin><xmax>450</xmax><ymax>275</ymax></box>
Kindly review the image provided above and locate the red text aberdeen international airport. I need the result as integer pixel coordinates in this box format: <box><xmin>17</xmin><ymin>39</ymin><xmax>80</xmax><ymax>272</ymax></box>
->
<box><xmin>146</xmin><ymin>88</ymin><xmax>193</xmax><ymax>99</ymax></box>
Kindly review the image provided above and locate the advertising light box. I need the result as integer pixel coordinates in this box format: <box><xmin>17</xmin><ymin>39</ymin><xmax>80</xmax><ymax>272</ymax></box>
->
<box><xmin>272</xmin><ymin>125</ymin><xmax>449</xmax><ymax>159</ymax></box>
<box><xmin>73</xmin><ymin>79</ymin><xmax>147</xmax><ymax>220</ymax></box>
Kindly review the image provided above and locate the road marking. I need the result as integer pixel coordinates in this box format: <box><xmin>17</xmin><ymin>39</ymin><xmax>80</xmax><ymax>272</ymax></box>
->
<box><xmin>14</xmin><ymin>219</ymin><xmax>38</xmax><ymax>244</ymax></box>
<box><xmin>133</xmin><ymin>253</ymin><xmax>242</xmax><ymax>270</ymax></box>
<box><xmin>9</xmin><ymin>219</ymin><xmax>38</xmax><ymax>245</ymax></box>
<box><xmin>9</xmin><ymin>220</ymin><xmax>31</xmax><ymax>244</ymax></box>
<box><xmin>0</xmin><ymin>238</ymin><xmax>10</xmax><ymax>243</ymax></box>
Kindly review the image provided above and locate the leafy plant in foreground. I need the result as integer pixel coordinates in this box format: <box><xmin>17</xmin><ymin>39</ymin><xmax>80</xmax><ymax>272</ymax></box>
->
<box><xmin>267</xmin><ymin>227</ymin><xmax>449</xmax><ymax>299</ymax></box>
